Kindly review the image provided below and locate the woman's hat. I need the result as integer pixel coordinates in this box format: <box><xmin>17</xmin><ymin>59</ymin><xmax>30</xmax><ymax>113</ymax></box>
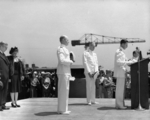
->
<box><xmin>9</xmin><ymin>47</ymin><xmax>18</xmax><ymax>54</ymax></box>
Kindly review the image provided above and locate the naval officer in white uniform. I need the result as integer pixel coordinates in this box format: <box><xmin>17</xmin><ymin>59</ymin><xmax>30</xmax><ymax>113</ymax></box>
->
<box><xmin>83</xmin><ymin>42</ymin><xmax>99</xmax><ymax>105</ymax></box>
<box><xmin>114</xmin><ymin>39</ymin><xmax>133</xmax><ymax>109</ymax></box>
<box><xmin>57</xmin><ymin>35</ymin><xmax>73</xmax><ymax>114</ymax></box>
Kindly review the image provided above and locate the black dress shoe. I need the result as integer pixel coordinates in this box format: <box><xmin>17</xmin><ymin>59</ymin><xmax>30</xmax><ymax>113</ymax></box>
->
<box><xmin>15</xmin><ymin>104</ymin><xmax>20</xmax><ymax>107</ymax></box>
<box><xmin>11</xmin><ymin>103</ymin><xmax>16</xmax><ymax>108</ymax></box>
<box><xmin>2</xmin><ymin>106</ymin><xmax>10</xmax><ymax>110</ymax></box>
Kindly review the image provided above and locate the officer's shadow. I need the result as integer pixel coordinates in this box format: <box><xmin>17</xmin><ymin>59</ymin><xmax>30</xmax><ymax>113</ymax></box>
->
<box><xmin>97</xmin><ymin>106</ymin><xmax>116</xmax><ymax>110</ymax></box>
<box><xmin>97</xmin><ymin>106</ymin><xmax>131</xmax><ymax>110</ymax></box>
<box><xmin>69</xmin><ymin>103</ymin><xmax>88</xmax><ymax>106</ymax></box>
<box><xmin>35</xmin><ymin>112</ymin><xmax>58</xmax><ymax>116</ymax></box>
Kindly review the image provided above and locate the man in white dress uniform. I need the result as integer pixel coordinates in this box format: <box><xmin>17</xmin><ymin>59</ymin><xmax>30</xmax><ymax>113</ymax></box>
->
<box><xmin>56</xmin><ymin>35</ymin><xmax>73</xmax><ymax>114</ymax></box>
<box><xmin>114</xmin><ymin>39</ymin><xmax>133</xmax><ymax>109</ymax></box>
<box><xmin>83</xmin><ymin>42</ymin><xmax>99</xmax><ymax>105</ymax></box>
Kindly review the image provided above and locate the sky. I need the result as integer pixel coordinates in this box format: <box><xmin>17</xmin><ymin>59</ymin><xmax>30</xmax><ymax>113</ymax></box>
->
<box><xmin>0</xmin><ymin>0</ymin><xmax>150</xmax><ymax>71</ymax></box>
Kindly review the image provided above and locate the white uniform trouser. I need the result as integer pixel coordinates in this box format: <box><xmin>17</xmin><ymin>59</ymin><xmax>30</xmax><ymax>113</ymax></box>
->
<box><xmin>85</xmin><ymin>74</ymin><xmax>96</xmax><ymax>103</ymax></box>
<box><xmin>115</xmin><ymin>77</ymin><xmax>126</xmax><ymax>108</ymax></box>
<box><xmin>57</xmin><ymin>74</ymin><xmax>70</xmax><ymax>112</ymax></box>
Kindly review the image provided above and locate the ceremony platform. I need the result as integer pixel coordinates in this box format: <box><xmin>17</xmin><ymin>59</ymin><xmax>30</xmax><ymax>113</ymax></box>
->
<box><xmin>0</xmin><ymin>98</ymin><xmax>150</xmax><ymax>120</ymax></box>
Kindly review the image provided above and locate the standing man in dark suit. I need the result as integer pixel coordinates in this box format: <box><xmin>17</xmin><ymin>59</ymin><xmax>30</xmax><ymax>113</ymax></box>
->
<box><xmin>0</xmin><ymin>41</ymin><xmax>10</xmax><ymax>111</ymax></box>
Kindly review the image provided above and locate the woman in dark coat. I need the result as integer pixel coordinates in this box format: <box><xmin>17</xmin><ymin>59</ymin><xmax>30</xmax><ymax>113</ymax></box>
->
<box><xmin>7</xmin><ymin>47</ymin><xmax>25</xmax><ymax>107</ymax></box>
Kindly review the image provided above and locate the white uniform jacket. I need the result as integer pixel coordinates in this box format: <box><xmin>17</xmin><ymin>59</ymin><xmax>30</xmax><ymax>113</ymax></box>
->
<box><xmin>57</xmin><ymin>45</ymin><xmax>73</xmax><ymax>75</ymax></box>
<box><xmin>114</xmin><ymin>47</ymin><xmax>132</xmax><ymax>78</ymax></box>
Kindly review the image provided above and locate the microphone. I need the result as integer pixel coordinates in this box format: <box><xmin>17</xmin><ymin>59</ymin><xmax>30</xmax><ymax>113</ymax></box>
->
<box><xmin>136</xmin><ymin>47</ymin><xmax>143</xmax><ymax>60</ymax></box>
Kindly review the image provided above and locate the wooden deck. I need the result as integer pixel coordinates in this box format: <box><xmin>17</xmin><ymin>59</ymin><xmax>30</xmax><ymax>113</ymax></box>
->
<box><xmin>0</xmin><ymin>98</ymin><xmax>150</xmax><ymax>120</ymax></box>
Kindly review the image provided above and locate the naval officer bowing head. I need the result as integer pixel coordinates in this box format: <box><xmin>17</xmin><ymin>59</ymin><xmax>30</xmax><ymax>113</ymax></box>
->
<box><xmin>57</xmin><ymin>35</ymin><xmax>73</xmax><ymax>115</ymax></box>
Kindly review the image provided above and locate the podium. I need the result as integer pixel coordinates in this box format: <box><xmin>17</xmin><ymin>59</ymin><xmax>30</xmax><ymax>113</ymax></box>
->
<box><xmin>130</xmin><ymin>58</ymin><xmax>150</xmax><ymax>109</ymax></box>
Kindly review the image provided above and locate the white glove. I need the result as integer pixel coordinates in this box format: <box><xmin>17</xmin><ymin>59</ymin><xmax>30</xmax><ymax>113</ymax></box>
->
<box><xmin>69</xmin><ymin>76</ymin><xmax>75</xmax><ymax>81</ymax></box>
